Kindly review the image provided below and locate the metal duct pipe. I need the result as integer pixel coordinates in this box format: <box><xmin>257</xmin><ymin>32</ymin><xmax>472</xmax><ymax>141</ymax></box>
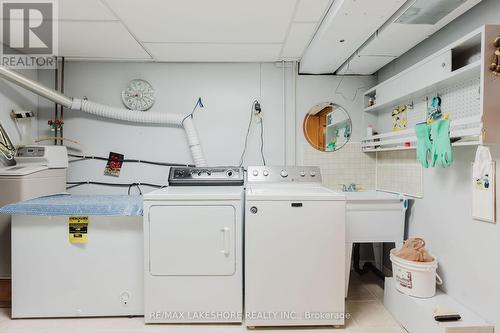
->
<box><xmin>0</xmin><ymin>66</ymin><xmax>73</xmax><ymax>108</ymax></box>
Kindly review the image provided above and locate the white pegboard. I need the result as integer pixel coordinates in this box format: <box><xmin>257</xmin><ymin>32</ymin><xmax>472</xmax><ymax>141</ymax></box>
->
<box><xmin>376</xmin><ymin>75</ymin><xmax>481</xmax><ymax>134</ymax></box>
<box><xmin>439</xmin><ymin>76</ymin><xmax>481</xmax><ymax>128</ymax></box>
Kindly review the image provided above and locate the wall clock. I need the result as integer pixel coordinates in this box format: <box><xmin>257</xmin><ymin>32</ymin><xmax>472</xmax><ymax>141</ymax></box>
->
<box><xmin>121</xmin><ymin>79</ymin><xmax>155</xmax><ymax>111</ymax></box>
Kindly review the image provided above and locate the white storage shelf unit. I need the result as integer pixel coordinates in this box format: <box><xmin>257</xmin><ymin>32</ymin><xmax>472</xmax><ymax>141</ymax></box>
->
<box><xmin>362</xmin><ymin>25</ymin><xmax>500</xmax><ymax>152</ymax></box>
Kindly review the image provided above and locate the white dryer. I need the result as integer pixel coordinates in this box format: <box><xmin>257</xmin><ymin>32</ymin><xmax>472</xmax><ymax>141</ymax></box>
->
<box><xmin>245</xmin><ymin>166</ymin><xmax>346</xmax><ymax>327</ymax></box>
<box><xmin>143</xmin><ymin>166</ymin><xmax>244</xmax><ymax>324</ymax></box>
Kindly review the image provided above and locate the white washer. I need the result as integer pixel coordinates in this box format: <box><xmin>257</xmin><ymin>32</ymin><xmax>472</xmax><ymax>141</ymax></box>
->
<box><xmin>143</xmin><ymin>167</ymin><xmax>244</xmax><ymax>324</ymax></box>
<box><xmin>0</xmin><ymin>145</ymin><xmax>68</xmax><ymax>278</ymax></box>
<box><xmin>245</xmin><ymin>166</ymin><xmax>346</xmax><ymax>327</ymax></box>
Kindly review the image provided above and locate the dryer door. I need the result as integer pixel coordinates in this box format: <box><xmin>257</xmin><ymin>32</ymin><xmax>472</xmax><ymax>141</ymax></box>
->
<box><xmin>148</xmin><ymin>205</ymin><xmax>236</xmax><ymax>276</ymax></box>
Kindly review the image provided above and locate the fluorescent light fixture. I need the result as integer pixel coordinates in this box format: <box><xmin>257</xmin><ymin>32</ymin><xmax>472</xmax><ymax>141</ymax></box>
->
<box><xmin>396</xmin><ymin>0</ymin><xmax>467</xmax><ymax>25</ymax></box>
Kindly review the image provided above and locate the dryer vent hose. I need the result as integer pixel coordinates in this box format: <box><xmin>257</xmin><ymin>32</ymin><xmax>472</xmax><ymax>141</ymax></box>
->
<box><xmin>0</xmin><ymin>66</ymin><xmax>207</xmax><ymax>166</ymax></box>
<box><xmin>71</xmin><ymin>98</ymin><xmax>207</xmax><ymax>167</ymax></box>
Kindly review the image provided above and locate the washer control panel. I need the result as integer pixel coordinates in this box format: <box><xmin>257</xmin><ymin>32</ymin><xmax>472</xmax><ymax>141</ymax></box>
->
<box><xmin>247</xmin><ymin>166</ymin><xmax>321</xmax><ymax>183</ymax></box>
<box><xmin>169</xmin><ymin>166</ymin><xmax>244</xmax><ymax>186</ymax></box>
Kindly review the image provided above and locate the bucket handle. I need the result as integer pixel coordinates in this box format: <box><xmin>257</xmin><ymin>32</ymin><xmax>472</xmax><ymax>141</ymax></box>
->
<box><xmin>436</xmin><ymin>273</ymin><xmax>443</xmax><ymax>285</ymax></box>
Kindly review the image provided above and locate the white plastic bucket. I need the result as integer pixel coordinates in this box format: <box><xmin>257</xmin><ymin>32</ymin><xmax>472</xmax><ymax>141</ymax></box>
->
<box><xmin>390</xmin><ymin>249</ymin><xmax>442</xmax><ymax>298</ymax></box>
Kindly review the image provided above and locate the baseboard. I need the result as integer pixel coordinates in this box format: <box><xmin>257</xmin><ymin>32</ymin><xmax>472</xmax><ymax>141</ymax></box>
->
<box><xmin>0</xmin><ymin>279</ymin><xmax>11</xmax><ymax>308</ymax></box>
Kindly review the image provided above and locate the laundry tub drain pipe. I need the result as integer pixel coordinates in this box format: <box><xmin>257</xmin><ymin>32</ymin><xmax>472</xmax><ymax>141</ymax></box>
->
<box><xmin>0</xmin><ymin>66</ymin><xmax>207</xmax><ymax>166</ymax></box>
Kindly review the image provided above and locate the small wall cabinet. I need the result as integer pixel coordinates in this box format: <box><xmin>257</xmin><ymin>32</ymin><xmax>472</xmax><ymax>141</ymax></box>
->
<box><xmin>361</xmin><ymin>25</ymin><xmax>500</xmax><ymax>152</ymax></box>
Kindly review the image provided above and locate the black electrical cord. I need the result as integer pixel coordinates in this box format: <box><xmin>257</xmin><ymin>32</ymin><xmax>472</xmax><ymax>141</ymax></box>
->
<box><xmin>238</xmin><ymin>100</ymin><xmax>257</xmax><ymax>166</ymax></box>
<box><xmin>66</xmin><ymin>181</ymin><xmax>166</xmax><ymax>193</ymax></box>
<box><xmin>68</xmin><ymin>153</ymin><xmax>194</xmax><ymax>167</ymax></box>
<box><xmin>128</xmin><ymin>183</ymin><xmax>143</xmax><ymax>195</ymax></box>
<box><xmin>239</xmin><ymin>100</ymin><xmax>266</xmax><ymax>166</ymax></box>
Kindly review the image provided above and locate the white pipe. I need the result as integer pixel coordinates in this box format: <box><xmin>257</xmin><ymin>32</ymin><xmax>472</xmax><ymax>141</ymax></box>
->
<box><xmin>0</xmin><ymin>66</ymin><xmax>73</xmax><ymax>107</ymax></box>
<box><xmin>0</xmin><ymin>66</ymin><xmax>207</xmax><ymax>166</ymax></box>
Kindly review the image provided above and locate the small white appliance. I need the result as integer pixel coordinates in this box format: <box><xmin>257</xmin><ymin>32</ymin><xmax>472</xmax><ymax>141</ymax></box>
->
<box><xmin>245</xmin><ymin>166</ymin><xmax>346</xmax><ymax>327</ymax></box>
<box><xmin>143</xmin><ymin>166</ymin><xmax>244</xmax><ymax>324</ymax></box>
<box><xmin>0</xmin><ymin>145</ymin><xmax>68</xmax><ymax>278</ymax></box>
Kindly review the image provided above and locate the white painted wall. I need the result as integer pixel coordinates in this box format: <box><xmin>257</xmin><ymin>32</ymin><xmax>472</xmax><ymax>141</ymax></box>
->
<box><xmin>378</xmin><ymin>0</ymin><xmax>500</xmax><ymax>327</ymax></box>
<box><xmin>35</xmin><ymin>61</ymin><xmax>373</xmax><ymax>194</ymax></box>
<box><xmin>37</xmin><ymin>62</ymin><xmax>296</xmax><ymax>194</ymax></box>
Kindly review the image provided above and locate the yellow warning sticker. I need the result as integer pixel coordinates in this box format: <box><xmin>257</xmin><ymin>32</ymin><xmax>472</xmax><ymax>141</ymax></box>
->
<box><xmin>68</xmin><ymin>216</ymin><xmax>89</xmax><ymax>244</ymax></box>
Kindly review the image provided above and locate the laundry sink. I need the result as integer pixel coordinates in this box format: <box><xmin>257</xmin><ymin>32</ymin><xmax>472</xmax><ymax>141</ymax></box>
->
<box><xmin>343</xmin><ymin>190</ymin><xmax>407</xmax><ymax>297</ymax></box>
<box><xmin>344</xmin><ymin>190</ymin><xmax>406</xmax><ymax>201</ymax></box>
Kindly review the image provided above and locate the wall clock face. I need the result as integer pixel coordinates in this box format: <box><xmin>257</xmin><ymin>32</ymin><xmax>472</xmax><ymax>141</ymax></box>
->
<box><xmin>121</xmin><ymin>79</ymin><xmax>155</xmax><ymax>111</ymax></box>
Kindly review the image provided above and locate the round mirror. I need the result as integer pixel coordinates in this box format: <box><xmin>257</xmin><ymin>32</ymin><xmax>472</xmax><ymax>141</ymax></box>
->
<box><xmin>303</xmin><ymin>102</ymin><xmax>352</xmax><ymax>152</ymax></box>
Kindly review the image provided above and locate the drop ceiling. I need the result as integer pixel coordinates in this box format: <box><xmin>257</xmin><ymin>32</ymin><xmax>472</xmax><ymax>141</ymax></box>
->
<box><xmin>299</xmin><ymin>0</ymin><xmax>409</xmax><ymax>74</ymax></box>
<box><xmin>55</xmin><ymin>0</ymin><xmax>333</xmax><ymax>62</ymax></box>
<box><xmin>301</xmin><ymin>0</ymin><xmax>482</xmax><ymax>75</ymax></box>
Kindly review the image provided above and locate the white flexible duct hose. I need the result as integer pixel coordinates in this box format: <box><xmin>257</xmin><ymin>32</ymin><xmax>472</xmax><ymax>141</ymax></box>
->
<box><xmin>182</xmin><ymin>117</ymin><xmax>207</xmax><ymax>167</ymax></box>
<box><xmin>0</xmin><ymin>66</ymin><xmax>208</xmax><ymax>166</ymax></box>
<box><xmin>71</xmin><ymin>98</ymin><xmax>207</xmax><ymax>166</ymax></box>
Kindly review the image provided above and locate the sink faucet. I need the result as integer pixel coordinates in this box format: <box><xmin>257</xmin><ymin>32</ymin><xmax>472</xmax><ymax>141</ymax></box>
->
<box><xmin>341</xmin><ymin>183</ymin><xmax>358</xmax><ymax>192</ymax></box>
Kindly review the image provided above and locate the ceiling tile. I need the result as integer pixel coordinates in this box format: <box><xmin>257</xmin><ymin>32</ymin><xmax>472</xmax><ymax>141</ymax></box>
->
<box><xmin>144</xmin><ymin>43</ymin><xmax>282</xmax><ymax>62</ymax></box>
<box><xmin>300</xmin><ymin>0</ymin><xmax>408</xmax><ymax>74</ymax></box>
<box><xmin>59</xmin><ymin>21</ymin><xmax>151</xmax><ymax>59</ymax></box>
<box><xmin>104</xmin><ymin>0</ymin><xmax>297</xmax><ymax>43</ymax></box>
<box><xmin>59</xmin><ymin>0</ymin><xmax>117</xmax><ymax>21</ymax></box>
<box><xmin>281</xmin><ymin>23</ymin><xmax>316</xmax><ymax>59</ymax></box>
<box><xmin>294</xmin><ymin>0</ymin><xmax>331</xmax><ymax>22</ymax></box>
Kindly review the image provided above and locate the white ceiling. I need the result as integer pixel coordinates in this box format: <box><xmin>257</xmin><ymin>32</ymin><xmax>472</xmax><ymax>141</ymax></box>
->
<box><xmin>55</xmin><ymin>0</ymin><xmax>333</xmax><ymax>62</ymax></box>
<box><xmin>299</xmin><ymin>0</ymin><xmax>408</xmax><ymax>74</ymax></box>
<box><xmin>301</xmin><ymin>0</ymin><xmax>482</xmax><ymax>74</ymax></box>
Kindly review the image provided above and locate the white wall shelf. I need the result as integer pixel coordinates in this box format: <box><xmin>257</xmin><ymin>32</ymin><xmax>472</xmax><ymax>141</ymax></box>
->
<box><xmin>361</xmin><ymin>25</ymin><xmax>500</xmax><ymax>153</ymax></box>
<box><xmin>363</xmin><ymin>60</ymin><xmax>481</xmax><ymax>113</ymax></box>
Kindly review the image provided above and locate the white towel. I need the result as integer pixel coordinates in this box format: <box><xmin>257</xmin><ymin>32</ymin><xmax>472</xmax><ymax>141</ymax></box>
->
<box><xmin>473</xmin><ymin>146</ymin><xmax>492</xmax><ymax>179</ymax></box>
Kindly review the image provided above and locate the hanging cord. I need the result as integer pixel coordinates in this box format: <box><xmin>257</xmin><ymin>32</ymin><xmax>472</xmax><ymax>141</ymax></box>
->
<box><xmin>259</xmin><ymin>113</ymin><xmax>266</xmax><ymax>166</ymax></box>
<box><xmin>182</xmin><ymin>97</ymin><xmax>204</xmax><ymax>125</ymax></box>
<box><xmin>335</xmin><ymin>60</ymin><xmax>371</xmax><ymax>102</ymax></box>
<box><xmin>66</xmin><ymin>181</ymin><xmax>165</xmax><ymax>193</ymax></box>
<box><xmin>239</xmin><ymin>100</ymin><xmax>266</xmax><ymax>166</ymax></box>
<box><xmin>67</xmin><ymin>153</ymin><xmax>194</xmax><ymax>167</ymax></box>
<box><xmin>128</xmin><ymin>183</ymin><xmax>142</xmax><ymax>195</ymax></box>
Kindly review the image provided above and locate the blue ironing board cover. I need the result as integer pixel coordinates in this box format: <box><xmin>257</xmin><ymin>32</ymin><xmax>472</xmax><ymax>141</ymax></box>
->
<box><xmin>0</xmin><ymin>194</ymin><xmax>143</xmax><ymax>216</ymax></box>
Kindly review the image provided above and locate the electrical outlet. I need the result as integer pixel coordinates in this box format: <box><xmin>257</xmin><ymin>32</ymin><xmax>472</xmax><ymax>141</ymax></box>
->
<box><xmin>253</xmin><ymin>101</ymin><xmax>262</xmax><ymax>115</ymax></box>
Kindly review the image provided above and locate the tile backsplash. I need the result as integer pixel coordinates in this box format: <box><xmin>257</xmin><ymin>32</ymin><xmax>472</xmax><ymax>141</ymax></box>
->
<box><xmin>302</xmin><ymin>143</ymin><xmax>376</xmax><ymax>192</ymax></box>
<box><xmin>302</xmin><ymin>143</ymin><xmax>423</xmax><ymax>197</ymax></box>
<box><xmin>376</xmin><ymin>150</ymin><xmax>423</xmax><ymax>197</ymax></box>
